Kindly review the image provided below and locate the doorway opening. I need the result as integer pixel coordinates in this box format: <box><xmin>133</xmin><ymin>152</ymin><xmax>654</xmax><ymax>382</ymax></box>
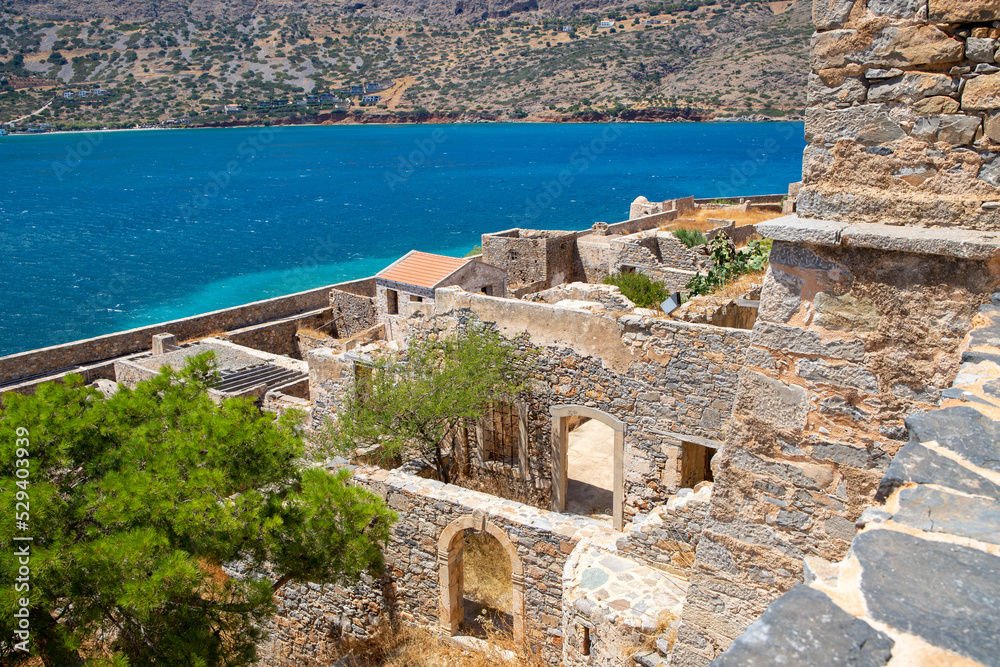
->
<box><xmin>438</xmin><ymin>515</ymin><xmax>526</xmax><ymax>644</ymax></box>
<box><xmin>462</xmin><ymin>531</ymin><xmax>513</xmax><ymax>637</ymax></box>
<box><xmin>549</xmin><ymin>405</ymin><xmax>625</xmax><ymax>530</ymax></box>
<box><xmin>680</xmin><ymin>441</ymin><xmax>715</xmax><ymax>489</ymax></box>
<box><xmin>565</xmin><ymin>417</ymin><xmax>615</xmax><ymax>521</ymax></box>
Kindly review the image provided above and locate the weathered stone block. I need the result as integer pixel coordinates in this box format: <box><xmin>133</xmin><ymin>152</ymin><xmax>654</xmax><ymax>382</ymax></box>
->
<box><xmin>841</xmin><ymin>223</ymin><xmax>1000</xmax><ymax>259</ymax></box>
<box><xmin>906</xmin><ymin>406</ymin><xmax>1000</xmax><ymax>473</ymax></box>
<box><xmin>878</xmin><ymin>441</ymin><xmax>1000</xmax><ymax>501</ymax></box>
<box><xmin>911</xmin><ymin>114</ymin><xmax>982</xmax><ymax>145</ymax></box>
<box><xmin>712</xmin><ymin>586</ymin><xmax>892</xmax><ymax>667</ymax></box>
<box><xmin>757</xmin><ymin>267</ymin><xmax>803</xmax><ymax>324</ymax></box>
<box><xmin>912</xmin><ymin>95</ymin><xmax>960</xmax><ymax>114</ymax></box>
<box><xmin>805</xmin><ymin>105</ymin><xmax>906</xmax><ymax>144</ymax></box>
<box><xmin>986</xmin><ymin>113</ymin><xmax>1000</xmax><ymax>143</ymax></box>
<box><xmin>813</xmin><ymin>292</ymin><xmax>880</xmax><ymax>332</ymax></box>
<box><xmin>867</xmin><ymin>72</ymin><xmax>955</xmax><ymax>104</ymax></box>
<box><xmin>855</xmin><ymin>530</ymin><xmax>1000</xmax><ymax>665</ymax></box>
<box><xmin>795</xmin><ymin>358</ymin><xmax>879</xmax><ymax>392</ymax></box>
<box><xmin>808</xmin><ymin>73</ymin><xmax>867</xmax><ymax>108</ymax></box>
<box><xmin>751</xmin><ymin>322</ymin><xmax>867</xmax><ymax>362</ymax></box>
<box><xmin>757</xmin><ymin>217</ymin><xmax>847</xmax><ymax>246</ymax></box>
<box><xmin>867</xmin><ymin>0</ymin><xmax>925</xmax><ymax>16</ymax></box>
<box><xmin>892</xmin><ymin>485</ymin><xmax>1000</xmax><ymax>545</ymax></box>
<box><xmin>812</xmin><ymin>0</ymin><xmax>856</xmax><ymax>29</ymax></box>
<box><xmin>929</xmin><ymin>0</ymin><xmax>1000</xmax><ymax>22</ymax></box>
<box><xmin>735</xmin><ymin>371</ymin><xmax>809</xmax><ymax>430</ymax></box>
<box><xmin>963</xmin><ymin>73</ymin><xmax>1000</xmax><ymax>111</ymax></box>
<box><xmin>967</xmin><ymin>37</ymin><xmax>998</xmax><ymax>63</ymax></box>
<box><xmin>978</xmin><ymin>157</ymin><xmax>1000</xmax><ymax>187</ymax></box>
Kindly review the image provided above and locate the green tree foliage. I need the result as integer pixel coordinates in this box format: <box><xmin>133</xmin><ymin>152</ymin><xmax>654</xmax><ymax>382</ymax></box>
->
<box><xmin>0</xmin><ymin>353</ymin><xmax>395</xmax><ymax>667</ymax></box>
<box><xmin>324</xmin><ymin>325</ymin><xmax>532</xmax><ymax>483</ymax></box>
<box><xmin>602</xmin><ymin>271</ymin><xmax>670</xmax><ymax>309</ymax></box>
<box><xmin>686</xmin><ymin>232</ymin><xmax>771</xmax><ymax>296</ymax></box>
<box><xmin>672</xmin><ymin>227</ymin><xmax>707</xmax><ymax>248</ymax></box>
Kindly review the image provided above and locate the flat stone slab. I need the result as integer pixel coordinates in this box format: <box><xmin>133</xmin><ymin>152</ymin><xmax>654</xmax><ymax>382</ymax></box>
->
<box><xmin>877</xmin><ymin>441</ymin><xmax>1000</xmax><ymax>501</ymax></box>
<box><xmin>905</xmin><ymin>406</ymin><xmax>1000</xmax><ymax>473</ymax></box>
<box><xmin>892</xmin><ymin>485</ymin><xmax>1000</xmax><ymax>545</ymax></box>
<box><xmin>756</xmin><ymin>216</ymin><xmax>847</xmax><ymax>245</ymax></box>
<box><xmin>565</xmin><ymin>542</ymin><xmax>688</xmax><ymax>633</ymax></box>
<box><xmin>711</xmin><ymin>585</ymin><xmax>893</xmax><ymax>667</ymax></box>
<box><xmin>855</xmin><ymin>529</ymin><xmax>1000</xmax><ymax>665</ymax></box>
<box><xmin>757</xmin><ymin>215</ymin><xmax>1000</xmax><ymax>260</ymax></box>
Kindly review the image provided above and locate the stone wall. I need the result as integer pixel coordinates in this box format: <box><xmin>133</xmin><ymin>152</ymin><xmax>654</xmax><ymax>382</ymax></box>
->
<box><xmin>224</xmin><ymin>308</ymin><xmax>331</xmax><ymax>359</ymax></box>
<box><xmin>670</xmin><ymin>217</ymin><xmax>1000</xmax><ymax>665</ymax></box>
<box><xmin>0</xmin><ymin>280</ymin><xmax>361</xmax><ymax>386</ymax></box>
<box><xmin>258</xmin><ymin>464</ymin><xmax>613</xmax><ymax>666</ymax></box>
<box><xmin>799</xmin><ymin>0</ymin><xmax>1000</xmax><ymax>228</ymax></box>
<box><xmin>411</xmin><ymin>289</ymin><xmax>751</xmax><ymax>520</ymax></box>
<box><xmin>714</xmin><ymin>291</ymin><xmax>1000</xmax><ymax>667</ymax></box>
<box><xmin>330</xmin><ymin>278</ymin><xmax>377</xmax><ymax>338</ymax></box>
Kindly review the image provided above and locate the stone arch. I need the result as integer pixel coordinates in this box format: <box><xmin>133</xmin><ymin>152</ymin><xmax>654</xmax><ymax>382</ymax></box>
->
<box><xmin>437</xmin><ymin>512</ymin><xmax>526</xmax><ymax>643</ymax></box>
<box><xmin>549</xmin><ymin>404</ymin><xmax>625</xmax><ymax>530</ymax></box>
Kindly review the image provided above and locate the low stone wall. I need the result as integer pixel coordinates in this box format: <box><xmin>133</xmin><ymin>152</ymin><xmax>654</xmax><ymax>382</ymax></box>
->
<box><xmin>224</xmin><ymin>308</ymin><xmax>331</xmax><ymax>359</ymax></box>
<box><xmin>0</xmin><ymin>281</ymin><xmax>360</xmax><ymax>386</ymax></box>
<box><xmin>615</xmin><ymin>486</ymin><xmax>711</xmax><ymax>578</ymax></box>
<box><xmin>258</xmin><ymin>465</ymin><xmax>613</xmax><ymax>666</ymax></box>
<box><xmin>714</xmin><ymin>292</ymin><xmax>1000</xmax><ymax>667</ymax></box>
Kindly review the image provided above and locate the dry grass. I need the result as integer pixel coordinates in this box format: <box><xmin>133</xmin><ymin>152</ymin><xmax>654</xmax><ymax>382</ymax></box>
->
<box><xmin>297</xmin><ymin>325</ymin><xmax>332</xmax><ymax>339</ymax></box>
<box><xmin>690</xmin><ymin>207</ymin><xmax>783</xmax><ymax>228</ymax></box>
<box><xmin>659</xmin><ymin>208</ymin><xmax>783</xmax><ymax>233</ymax></box>
<box><xmin>332</xmin><ymin>623</ymin><xmax>547</xmax><ymax>667</ymax></box>
<box><xmin>179</xmin><ymin>330</ymin><xmax>227</xmax><ymax>344</ymax></box>
<box><xmin>709</xmin><ymin>270</ymin><xmax>766</xmax><ymax>301</ymax></box>
<box><xmin>463</xmin><ymin>532</ymin><xmax>513</xmax><ymax>613</ymax></box>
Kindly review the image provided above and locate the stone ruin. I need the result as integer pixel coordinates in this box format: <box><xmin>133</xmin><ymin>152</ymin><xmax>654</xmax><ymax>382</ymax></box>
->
<box><xmin>3</xmin><ymin>2</ymin><xmax>1000</xmax><ymax>663</ymax></box>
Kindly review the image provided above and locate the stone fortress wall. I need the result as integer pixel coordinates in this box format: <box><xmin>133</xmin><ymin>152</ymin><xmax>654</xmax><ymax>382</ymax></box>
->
<box><xmin>802</xmin><ymin>0</ymin><xmax>1000</xmax><ymax>228</ymax></box>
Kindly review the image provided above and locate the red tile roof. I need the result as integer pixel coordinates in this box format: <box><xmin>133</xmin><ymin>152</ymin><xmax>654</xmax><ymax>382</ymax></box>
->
<box><xmin>376</xmin><ymin>251</ymin><xmax>470</xmax><ymax>289</ymax></box>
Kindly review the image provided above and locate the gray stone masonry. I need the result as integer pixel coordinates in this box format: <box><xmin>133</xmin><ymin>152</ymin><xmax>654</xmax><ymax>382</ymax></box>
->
<box><xmin>670</xmin><ymin>216</ymin><xmax>1000</xmax><ymax>666</ymax></box>
<box><xmin>714</xmin><ymin>293</ymin><xmax>1000</xmax><ymax>667</ymax></box>
<box><xmin>800</xmin><ymin>0</ymin><xmax>1000</xmax><ymax>228</ymax></box>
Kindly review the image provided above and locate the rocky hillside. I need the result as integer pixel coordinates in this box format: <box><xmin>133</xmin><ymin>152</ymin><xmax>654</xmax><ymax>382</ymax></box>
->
<box><xmin>0</xmin><ymin>0</ymin><xmax>810</xmax><ymax>128</ymax></box>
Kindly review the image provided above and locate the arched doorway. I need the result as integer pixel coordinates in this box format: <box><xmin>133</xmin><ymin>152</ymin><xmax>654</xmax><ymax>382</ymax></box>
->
<box><xmin>438</xmin><ymin>513</ymin><xmax>526</xmax><ymax>643</ymax></box>
<box><xmin>549</xmin><ymin>405</ymin><xmax>625</xmax><ymax>530</ymax></box>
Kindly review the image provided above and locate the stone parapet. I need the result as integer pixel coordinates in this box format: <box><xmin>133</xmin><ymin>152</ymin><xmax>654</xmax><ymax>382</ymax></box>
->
<box><xmin>759</xmin><ymin>213</ymin><xmax>1000</xmax><ymax>258</ymax></box>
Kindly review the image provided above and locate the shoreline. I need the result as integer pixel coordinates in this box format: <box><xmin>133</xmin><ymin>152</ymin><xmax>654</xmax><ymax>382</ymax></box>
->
<box><xmin>1</xmin><ymin>114</ymin><xmax>805</xmax><ymax>137</ymax></box>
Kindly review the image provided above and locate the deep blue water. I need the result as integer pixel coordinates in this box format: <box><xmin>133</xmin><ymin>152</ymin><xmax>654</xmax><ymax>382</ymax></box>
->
<box><xmin>0</xmin><ymin>122</ymin><xmax>804</xmax><ymax>356</ymax></box>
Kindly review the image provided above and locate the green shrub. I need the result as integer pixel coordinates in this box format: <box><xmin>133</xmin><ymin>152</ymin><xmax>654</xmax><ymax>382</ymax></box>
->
<box><xmin>686</xmin><ymin>233</ymin><xmax>771</xmax><ymax>296</ymax></box>
<box><xmin>673</xmin><ymin>227</ymin><xmax>707</xmax><ymax>248</ymax></box>
<box><xmin>603</xmin><ymin>271</ymin><xmax>670</xmax><ymax>309</ymax></box>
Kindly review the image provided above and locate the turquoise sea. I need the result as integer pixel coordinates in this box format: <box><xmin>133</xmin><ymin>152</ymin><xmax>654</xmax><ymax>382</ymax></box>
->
<box><xmin>0</xmin><ymin>122</ymin><xmax>804</xmax><ymax>356</ymax></box>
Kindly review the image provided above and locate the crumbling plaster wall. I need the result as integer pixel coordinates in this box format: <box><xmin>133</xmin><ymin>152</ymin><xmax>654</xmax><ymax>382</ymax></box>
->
<box><xmin>670</xmin><ymin>218</ymin><xmax>1000</xmax><ymax>666</ymax></box>
<box><xmin>800</xmin><ymin>0</ymin><xmax>1000</xmax><ymax>227</ymax></box>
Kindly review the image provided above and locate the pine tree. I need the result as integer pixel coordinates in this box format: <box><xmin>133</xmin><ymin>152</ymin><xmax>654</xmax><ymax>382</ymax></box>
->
<box><xmin>0</xmin><ymin>353</ymin><xmax>395</xmax><ymax>666</ymax></box>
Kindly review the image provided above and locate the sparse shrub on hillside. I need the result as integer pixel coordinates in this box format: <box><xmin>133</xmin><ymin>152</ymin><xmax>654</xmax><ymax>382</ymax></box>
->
<box><xmin>673</xmin><ymin>227</ymin><xmax>706</xmax><ymax>248</ymax></box>
<box><xmin>603</xmin><ymin>271</ymin><xmax>670</xmax><ymax>309</ymax></box>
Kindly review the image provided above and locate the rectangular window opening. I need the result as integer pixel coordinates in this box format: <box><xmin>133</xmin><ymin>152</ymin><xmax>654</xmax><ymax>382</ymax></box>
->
<box><xmin>386</xmin><ymin>288</ymin><xmax>398</xmax><ymax>315</ymax></box>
